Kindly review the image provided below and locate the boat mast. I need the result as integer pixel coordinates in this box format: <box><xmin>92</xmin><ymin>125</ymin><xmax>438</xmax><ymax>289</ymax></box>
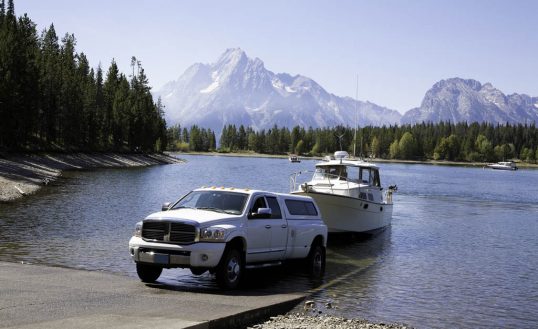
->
<box><xmin>353</xmin><ymin>75</ymin><xmax>359</xmax><ymax>159</ymax></box>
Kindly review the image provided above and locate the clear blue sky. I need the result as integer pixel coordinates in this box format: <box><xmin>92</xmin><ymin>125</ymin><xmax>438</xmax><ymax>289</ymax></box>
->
<box><xmin>16</xmin><ymin>0</ymin><xmax>538</xmax><ymax>113</ymax></box>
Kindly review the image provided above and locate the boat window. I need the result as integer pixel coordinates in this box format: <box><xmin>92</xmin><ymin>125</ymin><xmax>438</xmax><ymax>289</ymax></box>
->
<box><xmin>314</xmin><ymin>166</ymin><xmax>347</xmax><ymax>180</ymax></box>
<box><xmin>360</xmin><ymin>168</ymin><xmax>372</xmax><ymax>184</ymax></box>
<box><xmin>347</xmin><ymin>166</ymin><xmax>360</xmax><ymax>183</ymax></box>
<box><xmin>373</xmin><ymin>169</ymin><xmax>380</xmax><ymax>187</ymax></box>
<box><xmin>285</xmin><ymin>199</ymin><xmax>318</xmax><ymax>216</ymax></box>
<box><xmin>339</xmin><ymin>167</ymin><xmax>348</xmax><ymax>180</ymax></box>
<box><xmin>313</xmin><ymin>168</ymin><xmax>327</xmax><ymax>179</ymax></box>
<box><xmin>266</xmin><ymin>196</ymin><xmax>282</xmax><ymax>219</ymax></box>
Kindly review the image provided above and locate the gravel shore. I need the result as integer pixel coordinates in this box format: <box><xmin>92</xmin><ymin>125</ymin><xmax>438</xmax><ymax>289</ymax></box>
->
<box><xmin>249</xmin><ymin>314</ymin><xmax>410</xmax><ymax>329</ymax></box>
<box><xmin>248</xmin><ymin>299</ymin><xmax>411</xmax><ymax>329</ymax></box>
<box><xmin>0</xmin><ymin>152</ymin><xmax>182</xmax><ymax>202</ymax></box>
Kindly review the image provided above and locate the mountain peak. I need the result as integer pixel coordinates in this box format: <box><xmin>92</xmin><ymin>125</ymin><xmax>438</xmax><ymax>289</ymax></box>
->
<box><xmin>155</xmin><ymin>48</ymin><xmax>401</xmax><ymax>133</ymax></box>
<box><xmin>402</xmin><ymin>78</ymin><xmax>538</xmax><ymax>124</ymax></box>
<box><xmin>432</xmin><ymin>77</ymin><xmax>482</xmax><ymax>91</ymax></box>
<box><xmin>216</xmin><ymin>48</ymin><xmax>247</xmax><ymax>68</ymax></box>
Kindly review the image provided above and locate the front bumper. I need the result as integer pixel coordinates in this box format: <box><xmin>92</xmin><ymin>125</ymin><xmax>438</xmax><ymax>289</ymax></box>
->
<box><xmin>128</xmin><ymin>236</ymin><xmax>226</xmax><ymax>268</ymax></box>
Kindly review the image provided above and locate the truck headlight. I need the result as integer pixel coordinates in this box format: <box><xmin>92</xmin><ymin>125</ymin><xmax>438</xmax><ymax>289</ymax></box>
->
<box><xmin>200</xmin><ymin>227</ymin><xmax>227</xmax><ymax>242</ymax></box>
<box><xmin>134</xmin><ymin>222</ymin><xmax>142</xmax><ymax>237</ymax></box>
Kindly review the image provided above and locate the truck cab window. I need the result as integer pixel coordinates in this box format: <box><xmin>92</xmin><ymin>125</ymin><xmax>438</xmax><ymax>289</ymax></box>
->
<box><xmin>266</xmin><ymin>196</ymin><xmax>282</xmax><ymax>219</ymax></box>
<box><xmin>250</xmin><ymin>196</ymin><xmax>267</xmax><ymax>214</ymax></box>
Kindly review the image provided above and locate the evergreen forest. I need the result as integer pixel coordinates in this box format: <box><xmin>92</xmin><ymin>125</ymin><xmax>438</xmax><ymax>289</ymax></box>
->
<box><xmin>168</xmin><ymin>122</ymin><xmax>538</xmax><ymax>163</ymax></box>
<box><xmin>0</xmin><ymin>0</ymin><xmax>167</xmax><ymax>152</ymax></box>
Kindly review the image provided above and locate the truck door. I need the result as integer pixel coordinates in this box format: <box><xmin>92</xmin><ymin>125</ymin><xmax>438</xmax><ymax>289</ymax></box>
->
<box><xmin>246</xmin><ymin>195</ymin><xmax>273</xmax><ymax>263</ymax></box>
<box><xmin>265</xmin><ymin>196</ymin><xmax>288</xmax><ymax>259</ymax></box>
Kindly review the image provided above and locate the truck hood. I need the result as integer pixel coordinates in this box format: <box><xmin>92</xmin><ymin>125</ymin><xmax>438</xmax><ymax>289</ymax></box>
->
<box><xmin>145</xmin><ymin>208</ymin><xmax>242</xmax><ymax>226</ymax></box>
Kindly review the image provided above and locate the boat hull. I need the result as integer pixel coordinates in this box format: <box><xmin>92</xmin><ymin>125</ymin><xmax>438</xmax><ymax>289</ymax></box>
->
<box><xmin>486</xmin><ymin>165</ymin><xmax>517</xmax><ymax>170</ymax></box>
<box><xmin>293</xmin><ymin>191</ymin><xmax>393</xmax><ymax>233</ymax></box>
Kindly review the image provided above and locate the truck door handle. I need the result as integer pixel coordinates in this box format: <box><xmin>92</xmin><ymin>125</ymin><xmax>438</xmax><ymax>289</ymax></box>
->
<box><xmin>281</xmin><ymin>225</ymin><xmax>287</xmax><ymax>228</ymax></box>
<box><xmin>265</xmin><ymin>225</ymin><xmax>271</xmax><ymax>229</ymax></box>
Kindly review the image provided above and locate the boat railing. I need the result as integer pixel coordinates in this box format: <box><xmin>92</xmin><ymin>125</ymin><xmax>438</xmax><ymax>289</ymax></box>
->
<box><xmin>289</xmin><ymin>171</ymin><xmax>313</xmax><ymax>193</ymax></box>
<box><xmin>385</xmin><ymin>185</ymin><xmax>398</xmax><ymax>204</ymax></box>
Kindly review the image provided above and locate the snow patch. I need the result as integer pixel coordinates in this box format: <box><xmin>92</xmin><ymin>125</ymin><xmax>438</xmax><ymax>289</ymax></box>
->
<box><xmin>285</xmin><ymin>86</ymin><xmax>297</xmax><ymax>93</ymax></box>
<box><xmin>328</xmin><ymin>101</ymin><xmax>338</xmax><ymax>112</ymax></box>
<box><xmin>272</xmin><ymin>79</ymin><xmax>284</xmax><ymax>90</ymax></box>
<box><xmin>273</xmin><ymin>79</ymin><xmax>296</xmax><ymax>93</ymax></box>
<box><xmin>534</xmin><ymin>103</ymin><xmax>538</xmax><ymax>109</ymax></box>
<box><xmin>200</xmin><ymin>74</ymin><xmax>220</xmax><ymax>94</ymax></box>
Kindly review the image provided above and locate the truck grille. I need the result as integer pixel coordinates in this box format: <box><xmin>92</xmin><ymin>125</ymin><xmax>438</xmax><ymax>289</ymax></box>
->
<box><xmin>142</xmin><ymin>221</ymin><xmax>197</xmax><ymax>244</ymax></box>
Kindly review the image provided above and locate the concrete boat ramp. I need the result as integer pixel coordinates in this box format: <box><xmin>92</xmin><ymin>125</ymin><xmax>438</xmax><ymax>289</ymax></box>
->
<box><xmin>0</xmin><ymin>262</ymin><xmax>306</xmax><ymax>329</ymax></box>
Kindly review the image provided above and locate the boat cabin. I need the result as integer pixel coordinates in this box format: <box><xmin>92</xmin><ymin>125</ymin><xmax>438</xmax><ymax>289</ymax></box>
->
<box><xmin>313</xmin><ymin>164</ymin><xmax>381</xmax><ymax>187</ymax></box>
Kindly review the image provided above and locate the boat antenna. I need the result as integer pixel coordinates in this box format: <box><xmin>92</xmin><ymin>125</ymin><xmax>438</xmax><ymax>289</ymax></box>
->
<box><xmin>336</xmin><ymin>133</ymin><xmax>345</xmax><ymax>151</ymax></box>
<box><xmin>353</xmin><ymin>75</ymin><xmax>359</xmax><ymax>159</ymax></box>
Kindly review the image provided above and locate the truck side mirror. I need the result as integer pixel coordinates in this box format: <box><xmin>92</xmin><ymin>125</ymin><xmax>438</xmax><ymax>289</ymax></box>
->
<box><xmin>162</xmin><ymin>202</ymin><xmax>171</xmax><ymax>211</ymax></box>
<box><xmin>250</xmin><ymin>207</ymin><xmax>272</xmax><ymax>219</ymax></box>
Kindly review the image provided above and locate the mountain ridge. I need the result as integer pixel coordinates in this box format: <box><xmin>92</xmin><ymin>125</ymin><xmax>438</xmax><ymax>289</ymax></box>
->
<box><xmin>155</xmin><ymin>48</ymin><xmax>402</xmax><ymax>133</ymax></box>
<box><xmin>155</xmin><ymin>49</ymin><xmax>538</xmax><ymax>131</ymax></box>
<box><xmin>401</xmin><ymin>77</ymin><xmax>538</xmax><ymax>124</ymax></box>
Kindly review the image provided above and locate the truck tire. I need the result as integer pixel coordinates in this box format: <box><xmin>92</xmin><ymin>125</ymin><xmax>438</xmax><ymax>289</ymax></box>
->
<box><xmin>216</xmin><ymin>248</ymin><xmax>243</xmax><ymax>289</ymax></box>
<box><xmin>307</xmin><ymin>244</ymin><xmax>325</xmax><ymax>278</ymax></box>
<box><xmin>136</xmin><ymin>263</ymin><xmax>163</xmax><ymax>283</ymax></box>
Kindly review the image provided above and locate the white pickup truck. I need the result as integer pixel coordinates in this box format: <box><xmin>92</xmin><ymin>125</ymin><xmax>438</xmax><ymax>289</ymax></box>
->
<box><xmin>128</xmin><ymin>187</ymin><xmax>328</xmax><ymax>289</ymax></box>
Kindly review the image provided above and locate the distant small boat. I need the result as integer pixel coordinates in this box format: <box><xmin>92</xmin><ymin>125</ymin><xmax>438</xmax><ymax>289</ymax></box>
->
<box><xmin>486</xmin><ymin>161</ymin><xmax>518</xmax><ymax>171</ymax></box>
<box><xmin>289</xmin><ymin>154</ymin><xmax>301</xmax><ymax>163</ymax></box>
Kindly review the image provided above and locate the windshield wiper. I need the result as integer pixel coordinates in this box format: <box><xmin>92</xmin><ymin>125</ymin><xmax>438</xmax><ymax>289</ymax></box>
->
<box><xmin>196</xmin><ymin>207</ymin><xmax>225</xmax><ymax>213</ymax></box>
<box><xmin>222</xmin><ymin>209</ymin><xmax>240</xmax><ymax>215</ymax></box>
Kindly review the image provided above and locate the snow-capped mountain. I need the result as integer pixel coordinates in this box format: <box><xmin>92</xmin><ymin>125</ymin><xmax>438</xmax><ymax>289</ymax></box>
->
<box><xmin>401</xmin><ymin>78</ymin><xmax>538</xmax><ymax>124</ymax></box>
<box><xmin>156</xmin><ymin>48</ymin><xmax>401</xmax><ymax>133</ymax></box>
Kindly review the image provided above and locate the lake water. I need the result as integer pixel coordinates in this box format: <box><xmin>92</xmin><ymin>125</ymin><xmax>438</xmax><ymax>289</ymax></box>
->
<box><xmin>1</xmin><ymin>154</ymin><xmax>537</xmax><ymax>328</ymax></box>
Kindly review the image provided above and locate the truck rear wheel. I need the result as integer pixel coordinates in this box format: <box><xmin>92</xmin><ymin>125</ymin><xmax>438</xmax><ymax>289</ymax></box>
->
<box><xmin>216</xmin><ymin>248</ymin><xmax>243</xmax><ymax>289</ymax></box>
<box><xmin>136</xmin><ymin>263</ymin><xmax>162</xmax><ymax>283</ymax></box>
<box><xmin>307</xmin><ymin>244</ymin><xmax>325</xmax><ymax>278</ymax></box>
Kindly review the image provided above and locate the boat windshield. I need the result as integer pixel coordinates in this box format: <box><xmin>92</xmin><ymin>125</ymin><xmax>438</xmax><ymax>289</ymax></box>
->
<box><xmin>171</xmin><ymin>190</ymin><xmax>248</xmax><ymax>215</ymax></box>
<box><xmin>313</xmin><ymin>166</ymin><xmax>348</xmax><ymax>180</ymax></box>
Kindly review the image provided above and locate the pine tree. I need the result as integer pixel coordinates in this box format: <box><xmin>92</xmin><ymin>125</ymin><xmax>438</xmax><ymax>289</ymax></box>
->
<box><xmin>38</xmin><ymin>24</ymin><xmax>61</xmax><ymax>145</ymax></box>
<box><xmin>103</xmin><ymin>59</ymin><xmax>120</xmax><ymax>148</ymax></box>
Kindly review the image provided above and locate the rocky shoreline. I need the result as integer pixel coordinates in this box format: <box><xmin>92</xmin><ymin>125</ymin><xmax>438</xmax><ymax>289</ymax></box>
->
<box><xmin>248</xmin><ymin>299</ymin><xmax>411</xmax><ymax>329</ymax></box>
<box><xmin>249</xmin><ymin>313</ymin><xmax>410</xmax><ymax>329</ymax></box>
<box><xmin>0</xmin><ymin>152</ymin><xmax>182</xmax><ymax>202</ymax></box>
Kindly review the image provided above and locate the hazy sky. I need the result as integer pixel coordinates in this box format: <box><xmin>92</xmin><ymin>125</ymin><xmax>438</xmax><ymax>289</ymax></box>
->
<box><xmin>16</xmin><ymin>0</ymin><xmax>538</xmax><ymax>113</ymax></box>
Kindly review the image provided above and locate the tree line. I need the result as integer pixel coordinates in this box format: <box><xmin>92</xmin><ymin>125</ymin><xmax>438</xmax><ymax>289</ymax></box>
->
<box><xmin>167</xmin><ymin>121</ymin><xmax>538</xmax><ymax>163</ymax></box>
<box><xmin>0</xmin><ymin>0</ymin><xmax>167</xmax><ymax>152</ymax></box>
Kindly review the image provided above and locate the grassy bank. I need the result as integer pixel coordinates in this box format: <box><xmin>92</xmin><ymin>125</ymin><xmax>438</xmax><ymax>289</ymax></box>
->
<box><xmin>0</xmin><ymin>152</ymin><xmax>182</xmax><ymax>202</ymax></box>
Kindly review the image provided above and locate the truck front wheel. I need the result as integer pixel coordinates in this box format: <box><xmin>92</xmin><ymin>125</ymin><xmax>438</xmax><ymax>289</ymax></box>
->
<box><xmin>136</xmin><ymin>263</ymin><xmax>163</xmax><ymax>283</ymax></box>
<box><xmin>307</xmin><ymin>244</ymin><xmax>326</xmax><ymax>278</ymax></box>
<box><xmin>216</xmin><ymin>248</ymin><xmax>243</xmax><ymax>289</ymax></box>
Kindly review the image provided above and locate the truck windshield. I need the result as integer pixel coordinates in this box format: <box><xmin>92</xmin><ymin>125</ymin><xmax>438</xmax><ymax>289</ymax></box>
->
<box><xmin>171</xmin><ymin>191</ymin><xmax>248</xmax><ymax>215</ymax></box>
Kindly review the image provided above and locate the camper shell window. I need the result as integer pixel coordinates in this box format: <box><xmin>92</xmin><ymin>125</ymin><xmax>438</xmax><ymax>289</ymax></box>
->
<box><xmin>285</xmin><ymin>199</ymin><xmax>318</xmax><ymax>216</ymax></box>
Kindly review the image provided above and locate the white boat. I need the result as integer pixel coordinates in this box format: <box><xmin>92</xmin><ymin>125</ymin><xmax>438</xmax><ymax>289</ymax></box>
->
<box><xmin>289</xmin><ymin>154</ymin><xmax>301</xmax><ymax>163</ymax></box>
<box><xmin>486</xmin><ymin>161</ymin><xmax>518</xmax><ymax>171</ymax></box>
<box><xmin>290</xmin><ymin>151</ymin><xmax>396</xmax><ymax>234</ymax></box>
